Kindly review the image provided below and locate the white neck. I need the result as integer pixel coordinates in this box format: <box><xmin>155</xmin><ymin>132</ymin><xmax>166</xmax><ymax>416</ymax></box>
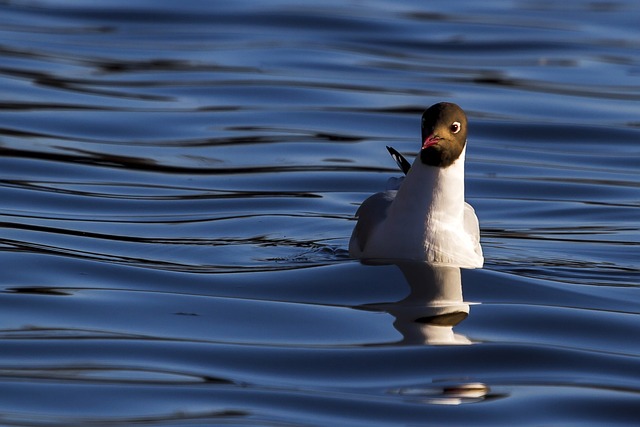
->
<box><xmin>388</xmin><ymin>146</ymin><xmax>466</xmax><ymax>226</ymax></box>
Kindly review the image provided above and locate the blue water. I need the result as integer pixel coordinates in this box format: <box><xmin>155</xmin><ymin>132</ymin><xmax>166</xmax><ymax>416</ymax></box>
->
<box><xmin>1</xmin><ymin>0</ymin><xmax>639</xmax><ymax>425</ymax></box>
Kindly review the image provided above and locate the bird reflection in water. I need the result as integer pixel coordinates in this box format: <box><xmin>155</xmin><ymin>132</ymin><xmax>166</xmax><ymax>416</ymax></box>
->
<box><xmin>364</xmin><ymin>261</ymin><xmax>471</xmax><ymax>345</ymax></box>
<box><xmin>363</xmin><ymin>261</ymin><xmax>496</xmax><ymax>405</ymax></box>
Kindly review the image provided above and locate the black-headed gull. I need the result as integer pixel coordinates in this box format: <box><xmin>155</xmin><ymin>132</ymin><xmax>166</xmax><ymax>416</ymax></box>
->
<box><xmin>349</xmin><ymin>102</ymin><xmax>483</xmax><ymax>268</ymax></box>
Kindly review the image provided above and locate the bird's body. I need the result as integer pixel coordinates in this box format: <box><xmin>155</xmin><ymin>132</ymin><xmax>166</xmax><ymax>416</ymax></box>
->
<box><xmin>349</xmin><ymin>102</ymin><xmax>483</xmax><ymax>268</ymax></box>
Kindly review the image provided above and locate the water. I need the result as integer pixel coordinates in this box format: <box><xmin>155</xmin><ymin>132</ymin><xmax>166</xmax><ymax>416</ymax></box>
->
<box><xmin>1</xmin><ymin>0</ymin><xmax>639</xmax><ymax>425</ymax></box>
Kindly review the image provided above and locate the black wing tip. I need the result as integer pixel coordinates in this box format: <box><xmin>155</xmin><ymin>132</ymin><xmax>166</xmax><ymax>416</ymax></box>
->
<box><xmin>386</xmin><ymin>146</ymin><xmax>411</xmax><ymax>175</ymax></box>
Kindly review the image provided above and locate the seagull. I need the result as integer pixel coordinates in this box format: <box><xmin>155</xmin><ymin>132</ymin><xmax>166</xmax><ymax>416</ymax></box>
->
<box><xmin>349</xmin><ymin>102</ymin><xmax>483</xmax><ymax>268</ymax></box>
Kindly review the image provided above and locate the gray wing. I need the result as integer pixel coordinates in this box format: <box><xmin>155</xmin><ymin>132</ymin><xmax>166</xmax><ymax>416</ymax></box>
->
<box><xmin>350</xmin><ymin>190</ymin><xmax>396</xmax><ymax>254</ymax></box>
<box><xmin>463</xmin><ymin>202</ymin><xmax>483</xmax><ymax>258</ymax></box>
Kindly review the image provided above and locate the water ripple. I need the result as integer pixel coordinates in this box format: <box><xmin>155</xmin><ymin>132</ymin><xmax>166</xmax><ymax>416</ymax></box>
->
<box><xmin>1</xmin><ymin>0</ymin><xmax>640</xmax><ymax>425</ymax></box>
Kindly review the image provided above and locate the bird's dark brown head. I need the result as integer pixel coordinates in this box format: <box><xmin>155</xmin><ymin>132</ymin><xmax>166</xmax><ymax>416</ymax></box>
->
<box><xmin>420</xmin><ymin>102</ymin><xmax>468</xmax><ymax>168</ymax></box>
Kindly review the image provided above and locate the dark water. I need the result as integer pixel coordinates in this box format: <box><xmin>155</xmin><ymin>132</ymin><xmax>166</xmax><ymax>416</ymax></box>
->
<box><xmin>1</xmin><ymin>0</ymin><xmax>639</xmax><ymax>425</ymax></box>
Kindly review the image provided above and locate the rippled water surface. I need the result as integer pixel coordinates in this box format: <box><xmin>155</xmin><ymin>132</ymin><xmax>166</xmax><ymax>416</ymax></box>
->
<box><xmin>1</xmin><ymin>0</ymin><xmax>639</xmax><ymax>425</ymax></box>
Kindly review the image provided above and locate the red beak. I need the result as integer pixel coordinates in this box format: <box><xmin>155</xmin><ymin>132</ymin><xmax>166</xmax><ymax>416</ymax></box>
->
<box><xmin>422</xmin><ymin>134</ymin><xmax>439</xmax><ymax>150</ymax></box>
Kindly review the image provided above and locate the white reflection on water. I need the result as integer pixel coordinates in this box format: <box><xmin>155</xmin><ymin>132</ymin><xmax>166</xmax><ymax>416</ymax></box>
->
<box><xmin>364</xmin><ymin>262</ymin><xmax>472</xmax><ymax>345</ymax></box>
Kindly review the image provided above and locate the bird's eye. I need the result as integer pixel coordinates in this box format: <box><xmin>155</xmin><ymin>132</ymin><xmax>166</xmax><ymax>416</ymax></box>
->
<box><xmin>451</xmin><ymin>121</ymin><xmax>461</xmax><ymax>134</ymax></box>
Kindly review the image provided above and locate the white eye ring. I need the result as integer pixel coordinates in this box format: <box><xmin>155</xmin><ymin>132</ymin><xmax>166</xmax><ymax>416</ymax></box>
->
<box><xmin>451</xmin><ymin>121</ymin><xmax>461</xmax><ymax>134</ymax></box>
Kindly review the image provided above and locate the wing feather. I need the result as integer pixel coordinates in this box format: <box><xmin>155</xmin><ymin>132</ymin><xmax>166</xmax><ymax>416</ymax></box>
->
<box><xmin>463</xmin><ymin>202</ymin><xmax>483</xmax><ymax>260</ymax></box>
<box><xmin>350</xmin><ymin>191</ymin><xmax>396</xmax><ymax>254</ymax></box>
